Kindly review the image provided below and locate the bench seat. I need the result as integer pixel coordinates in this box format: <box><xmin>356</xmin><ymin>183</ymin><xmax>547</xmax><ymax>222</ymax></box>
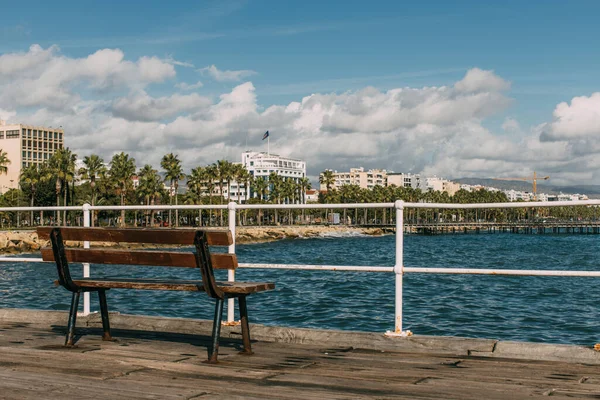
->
<box><xmin>63</xmin><ymin>278</ymin><xmax>275</xmax><ymax>294</ymax></box>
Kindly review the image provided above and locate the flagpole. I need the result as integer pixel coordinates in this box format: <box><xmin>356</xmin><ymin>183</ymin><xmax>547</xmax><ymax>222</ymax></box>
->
<box><xmin>267</xmin><ymin>136</ymin><xmax>270</xmax><ymax>156</ymax></box>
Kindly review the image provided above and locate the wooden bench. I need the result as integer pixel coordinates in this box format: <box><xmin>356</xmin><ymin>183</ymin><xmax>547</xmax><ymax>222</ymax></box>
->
<box><xmin>37</xmin><ymin>227</ymin><xmax>275</xmax><ymax>363</ymax></box>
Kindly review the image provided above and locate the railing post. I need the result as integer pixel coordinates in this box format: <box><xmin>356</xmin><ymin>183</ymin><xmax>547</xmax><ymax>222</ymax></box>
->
<box><xmin>227</xmin><ymin>202</ymin><xmax>236</xmax><ymax>323</ymax></box>
<box><xmin>386</xmin><ymin>200</ymin><xmax>411</xmax><ymax>337</ymax></box>
<box><xmin>82</xmin><ymin>203</ymin><xmax>91</xmax><ymax>315</ymax></box>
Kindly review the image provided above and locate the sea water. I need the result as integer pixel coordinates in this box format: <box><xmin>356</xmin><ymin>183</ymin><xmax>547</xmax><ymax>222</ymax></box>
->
<box><xmin>2</xmin><ymin>232</ymin><xmax>600</xmax><ymax>345</ymax></box>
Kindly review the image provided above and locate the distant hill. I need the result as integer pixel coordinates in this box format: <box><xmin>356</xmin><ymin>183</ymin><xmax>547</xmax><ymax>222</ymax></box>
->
<box><xmin>454</xmin><ymin>178</ymin><xmax>600</xmax><ymax>198</ymax></box>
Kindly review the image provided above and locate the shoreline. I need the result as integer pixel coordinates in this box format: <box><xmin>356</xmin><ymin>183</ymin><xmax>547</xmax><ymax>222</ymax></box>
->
<box><xmin>0</xmin><ymin>225</ymin><xmax>393</xmax><ymax>254</ymax></box>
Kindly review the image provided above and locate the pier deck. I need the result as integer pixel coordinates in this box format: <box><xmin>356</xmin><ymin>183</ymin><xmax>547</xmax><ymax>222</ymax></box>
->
<box><xmin>2</xmin><ymin>310</ymin><xmax>600</xmax><ymax>399</ymax></box>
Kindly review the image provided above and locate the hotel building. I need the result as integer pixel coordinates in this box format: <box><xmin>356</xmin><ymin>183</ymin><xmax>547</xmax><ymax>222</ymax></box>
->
<box><xmin>229</xmin><ymin>151</ymin><xmax>307</xmax><ymax>202</ymax></box>
<box><xmin>0</xmin><ymin>121</ymin><xmax>64</xmax><ymax>193</ymax></box>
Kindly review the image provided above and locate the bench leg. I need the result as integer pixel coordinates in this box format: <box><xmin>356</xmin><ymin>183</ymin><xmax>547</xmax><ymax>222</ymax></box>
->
<box><xmin>98</xmin><ymin>290</ymin><xmax>112</xmax><ymax>341</ymax></box>
<box><xmin>207</xmin><ymin>298</ymin><xmax>224</xmax><ymax>364</ymax></box>
<box><xmin>238</xmin><ymin>295</ymin><xmax>253</xmax><ymax>355</ymax></box>
<box><xmin>65</xmin><ymin>292</ymin><xmax>80</xmax><ymax>347</ymax></box>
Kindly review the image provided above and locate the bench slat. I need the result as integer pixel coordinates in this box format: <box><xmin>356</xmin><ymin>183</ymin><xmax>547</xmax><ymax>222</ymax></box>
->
<box><xmin>67</xmin><ymin>278</ymin><xmax>275</xmax><ymax>294</ymax></box>
<box><xmin>37</xmin><ymin>227</ymin><xmax>233</xmax><ymax>246</ymax></box>
<box><xmin>40</xmin><ymin>248</ymin><xmax>237</xmax><ymax>270</ymax></box>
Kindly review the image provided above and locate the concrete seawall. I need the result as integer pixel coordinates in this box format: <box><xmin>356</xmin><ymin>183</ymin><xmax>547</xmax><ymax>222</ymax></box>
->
<box><xmin>2</xmin><ymin>308</ymin><xmax>599</xmax><ymax>366</ymax></box>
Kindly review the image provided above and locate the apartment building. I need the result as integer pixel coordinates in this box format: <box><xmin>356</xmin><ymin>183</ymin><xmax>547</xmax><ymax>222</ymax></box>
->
<box><xmin>386</xmin><ymin>172</ymin><xmax>424</xmax><ymax>190</ymax></box>
<box><xmin>320</xmin><ymin>167</ymin><xmax>387</xmax><ymax>191</ymax></box>
<box><xmin>0</xmin><ymin>120</ymin><xmax>64</xmax><ymax>193</ymax></box>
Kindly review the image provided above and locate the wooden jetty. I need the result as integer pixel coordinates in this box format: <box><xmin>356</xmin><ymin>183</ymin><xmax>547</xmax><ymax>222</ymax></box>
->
<box><xmin>360</xmin><ymin>221</ymin><xmax>600</xmax><ymax>235</ymax></box>
<box><xmin>2</xmin><ymin>309</ymin><xmax>600</xmax><ymax>399</ymax></box>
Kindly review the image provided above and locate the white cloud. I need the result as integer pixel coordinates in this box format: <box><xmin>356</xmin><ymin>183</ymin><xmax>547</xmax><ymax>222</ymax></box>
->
<box><xmin>454</xmin><ymin>67</ymin><xmax>511</xmax><ymax>93</ymax></box>
<box><xmin>198</xmin><ymin>64</ymin><xmax>257</xmax><ymax>82</ymax></box>
<box><xmin>175</xmin><ymin>80</ymin><xmax>204</xmax><ymax>91</ymax></box>
<box><xmin>4</xmin><ymin>46</ymin><xmax>600</xmax><ymax>186</ymax></box>
<box><xmin>541</xmin><ymin>92</ymin><xmax>600</xmax><ymax>141</ymax></box>
<box><xmin>110</xmin><ymin>91</ymin><xmax>212</xmax><ymax>122</ymax></box>
<box><xmin>502</xmin><ymin>117</ymin><xmax>520</xmax><ymax>132</ymax></box>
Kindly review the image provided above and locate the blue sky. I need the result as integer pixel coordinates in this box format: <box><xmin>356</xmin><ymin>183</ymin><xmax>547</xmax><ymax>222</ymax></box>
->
<box><xmin>4</xmin><ymin>0</ymin><xmax>599</xmax><ymax>125</ymax></box>
<box><xmin>1</xmin><ymin>1</ymin><xmax>600</xmax><ymax>183</ymax></box>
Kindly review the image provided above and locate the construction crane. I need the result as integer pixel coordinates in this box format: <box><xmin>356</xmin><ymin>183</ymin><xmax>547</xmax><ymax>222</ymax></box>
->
<box><xmin>493</xmin><ymin>172</ymin><xmax>550</xmax><ymax>201</ymax></box>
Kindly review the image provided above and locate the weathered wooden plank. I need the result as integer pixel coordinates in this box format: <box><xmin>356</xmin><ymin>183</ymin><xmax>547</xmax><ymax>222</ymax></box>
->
<box><xmin>40</xmin><ymin>248</ymin><xmax>238</xmax><ymax>270</ymax></box>
<box><xmin>37</xmin><ymin>227</ymin><xmax>233</xmax><ymax>246</ymax></box>
<box><xmin>67</xmin><ymin>278</ymin><xmax>275</xmax><ymax>294</ymax></box>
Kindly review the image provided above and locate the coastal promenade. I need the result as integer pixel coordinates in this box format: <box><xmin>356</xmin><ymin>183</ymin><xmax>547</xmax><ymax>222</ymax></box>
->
<box><xmin>2</xmin><ymin>309</ymin><xmax>600</xmax><ymax>399</ymax></box>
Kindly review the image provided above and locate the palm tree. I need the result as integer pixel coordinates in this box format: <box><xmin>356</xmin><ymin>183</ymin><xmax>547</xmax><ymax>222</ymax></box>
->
<box><xmin>48</xmin><ymin>148</ymin><xmax>77</xmax><ymax>225</ymax></box>
<box><xmin>79</xmin><ymin>154</ymin><xmax>107</xmax><ymax>226</ymax></box>
<box><xmin>205</xmin><ymin>164</ymin><xmax>218</xmax><ymax>226</ymax></box>
<box><xmin>109</xmin><ymin>152</ymin><xmax>136</xmax><ymax>227</ymax></box>
<box><xmin>298</xmin><ymin>177</ymin><xmax>311</xmax><ymax>204</ymax></box>
<box><xmin>137</xmin><ymin>164</ymin><xmax>163</xmax><ymax>227</ymax></box>
<box><xmin>20</xmin><ymin>163</ymin><xmax>51</xmax><ymax>226</ymax></box>
<box><xmin>319</xmin><ymin>169</ymin><xmax>336</xmax><ymax>193</ymax></box>
<box><xmin>215</xmin><ymin>160</ymin><xmax>233</xmax><ymax>225</ymax></box>
<box><xmin>0</xmin><ymin>150</ymin><xmax>10</xmax><ymax>175</ymax></box>
<box><xmin>252</xmin><ymin>177</ymin><xmax>269</xmax><ymax>226</ymax></box>
<box><xmin>187</xmin><ymin>166</ymin><xmax>206</xmax><ymax>226</ymax></box>
<box><xmin>161</xmin><ymin>153</ymin><xmax>185</xmax><ymax>227</ymax></box>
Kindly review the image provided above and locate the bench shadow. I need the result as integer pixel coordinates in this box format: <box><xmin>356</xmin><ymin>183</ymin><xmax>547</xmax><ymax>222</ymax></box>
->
<box><xmin>48</xmin><ymin>324</ymin><xmax>250</xmax><ymax>354</ymax></box>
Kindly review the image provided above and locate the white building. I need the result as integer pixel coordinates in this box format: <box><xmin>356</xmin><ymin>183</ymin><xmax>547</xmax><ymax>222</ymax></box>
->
<box><xmin>231</xmin><ymin>151</ymin><xmax>307</xmax><ymax>203</ymax></box>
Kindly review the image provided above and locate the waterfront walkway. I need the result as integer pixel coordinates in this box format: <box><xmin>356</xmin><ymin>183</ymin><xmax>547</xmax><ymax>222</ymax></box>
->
<box><xmin>2</xmin><ymin>309</ymin><xmax>600</xmax><ymax>399</ymax></box>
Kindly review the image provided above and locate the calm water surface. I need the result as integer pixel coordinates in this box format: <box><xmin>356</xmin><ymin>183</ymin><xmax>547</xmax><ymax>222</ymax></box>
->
<box><xmin>2</xmin><ymin>233</ymin><xmax>600</xmax><ymax>345</ymax></box>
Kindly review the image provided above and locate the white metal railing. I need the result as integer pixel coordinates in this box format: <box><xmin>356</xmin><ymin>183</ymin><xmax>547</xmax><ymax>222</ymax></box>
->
<box><xmin>1</xmin><ymin>200</ymin><xmax>600</xmax><ymax>336</ymax></box>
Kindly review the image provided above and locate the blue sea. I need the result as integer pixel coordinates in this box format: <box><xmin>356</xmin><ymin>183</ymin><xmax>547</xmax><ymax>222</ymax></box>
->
<box><xmin>2</xmin><ymin>232</ymin><xmax>600</xmax><ymax>345</ymax></box>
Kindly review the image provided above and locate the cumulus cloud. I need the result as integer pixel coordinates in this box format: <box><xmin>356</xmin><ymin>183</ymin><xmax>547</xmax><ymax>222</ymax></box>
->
<box><xmin>541</xmin><ymin>92</ymin><xmax>600</xmax><ymax>141</ymax></box>
<box><xmin>3</xmin><ymin>46</ymin><xmax>600</xmax><ymax>186</ymax></box>
<box><xmin>175</xmin><ymin>80</ymin><xmax>204</xmax><ymax>90</ymax></box>
<box><xmin>198</xmin><ymin>64</ymin><xmax>257</xmax><ymax>82</ymax></box>
<box><xmin>110</xmin><ymin>91</ymin><xmax>212</xmax><ymax>122</ymax></box>
<box><xmin>0</xmin><ymin>44</ymin><xmax>175</xmax><ymax>111</ymax></box>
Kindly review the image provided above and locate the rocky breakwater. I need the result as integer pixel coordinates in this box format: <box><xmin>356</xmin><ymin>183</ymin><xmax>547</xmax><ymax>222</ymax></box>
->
<box><xmin>0</xmin><ymin>226</ymin><xmax>391</xmax><ymax>254</ymax></box>
<box><xmin>236</xmin><ymin>225</ymin><xmax>390</xmax><ymax>244</ymax></box>
<box><xmin>0</xmin><ymin>231</ymin><xmax>43</xmax><ymax>254</ymax></box>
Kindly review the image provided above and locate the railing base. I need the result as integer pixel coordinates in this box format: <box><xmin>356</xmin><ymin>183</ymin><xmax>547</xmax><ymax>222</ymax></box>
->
<box><xmin>385</xmin><ymin>330</ymin><xmax>413</xmax><ymax>337</ymax></box>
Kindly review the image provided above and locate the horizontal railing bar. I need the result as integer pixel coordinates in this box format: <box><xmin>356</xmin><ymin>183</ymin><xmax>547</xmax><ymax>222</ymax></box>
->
<box><xmin>403</xmin><ymin>200</ymin><xmax>600</xmax><ymax>209</ymax></box>
<box><xmin>238</xmin><ymin>263</ymin><xmax>394</xmax><ymax>272</ymax></box>
<box><xmin>0</xmin><ymin>257</ymin><xmax>44</xmax><ymax>263</ymax></box>
<box><xmin>0</xmin><ymin>206</ymin><xmax>82</xmax><ymax>212</ymax></box>
<box><xmin>1</xmin><ymin>257</ymin><xmax>600</xmax><ymax>277</ymax></box>
<box><xmin>404</xmin><ymin>267</ymin><xmax>600</xmax><ymax>276</ymax></box>
<box><xmin>237</xmin><ymin>203</ymin><xmax>394</xmax><ymax>210</ymax></box>
<box><xmin>90</xmin><ymin>205</ymin><xmax>229</xmax><ymax>211</ymax></box>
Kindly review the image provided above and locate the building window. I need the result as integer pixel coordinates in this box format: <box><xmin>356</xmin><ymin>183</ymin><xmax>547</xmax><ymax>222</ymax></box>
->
<box><xmin>22</xmin><ymin>151</ymin><xmax>26</xmax><ymax>158</ymax></box>
<box><xmin>6</xmin><ymin>130</ymin><xmax>20</xmax><ymax>138</ymax></box>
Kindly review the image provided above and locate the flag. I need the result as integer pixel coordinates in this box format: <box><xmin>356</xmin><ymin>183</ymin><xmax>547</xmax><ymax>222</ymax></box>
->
<box><xmin>262</xmin><ymin>131</ymin><xmax>269</xmax><ymax>140</ymax></box>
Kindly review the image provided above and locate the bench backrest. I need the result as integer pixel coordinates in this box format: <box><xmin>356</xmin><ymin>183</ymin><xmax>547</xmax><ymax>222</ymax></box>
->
<box><xmin>37</xmin><ymin>227</ymin><xmax>236</xmax><ymax>299</ymax></box>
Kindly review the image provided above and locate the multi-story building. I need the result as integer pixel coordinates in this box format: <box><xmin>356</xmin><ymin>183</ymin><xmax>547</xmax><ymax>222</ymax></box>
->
<box><xmin>231</xmin><ymin>151</ymin><xmax>307</xmax><ymax>203</ymax></box>
<box><xmin>0</xmin><ymin>120</ymin><xmax>64</xmax><ymax>193</ymax></box>
<box><xmin>386</xmin><ymin>173</ymin><xmax>424</xmax><ymax>190</ymax></box>
<box><xmin>321</xmin><ymin>167</ymin><xmax>387</xmax><ymax>191</ymax></box>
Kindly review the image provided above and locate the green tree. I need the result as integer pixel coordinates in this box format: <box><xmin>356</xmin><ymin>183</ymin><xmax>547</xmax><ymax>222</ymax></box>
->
<box><xmin>0</xmin><ymin>149</ymin><xmax>10</xmax><ymax>175</ymax></box>
<box><xmin>136</xmin><ymin>164</ymin><xmax>164</xmax><ymax>227</ymax></box>
<box><xmin>109</xmin><ymin>152</ymin><xmax>136</xmax><ymax>227</ymax></box>
<box><xmin>161</xmin><ymin>153</ymin><xmax>185</xmax><ymax>227</ymax></box>
<box><xmin>20</xmin><ymin>163</ymin><xmax>51</xmax><ymax>225</ymax></box>
<box><xmin>48</xmin><ymin>148</ymin><xmax>77</xmax><ymax>225</ymax></box>
<box><xmin>79</xmin><ymin>154</ymin><xmax>107</xmax><ymax>226</ymax></box>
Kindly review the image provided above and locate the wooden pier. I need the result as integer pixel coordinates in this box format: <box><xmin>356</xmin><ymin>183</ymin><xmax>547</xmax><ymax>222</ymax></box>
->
<box><xmin>359</xmin><ymin>221</ymin><xmax>600</xmax><ymax>235</ymax></box>
<box><xmin>2</xmin><ymin>310</ymin><xmax>600</xmax><ymax>399</ymax></box>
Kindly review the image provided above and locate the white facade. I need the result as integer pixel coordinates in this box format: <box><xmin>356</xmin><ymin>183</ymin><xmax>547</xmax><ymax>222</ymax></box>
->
<box><xmin>237</xmin><ymin>151</ymin><xmax>307</xmax><ymax>203</ymax></box>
